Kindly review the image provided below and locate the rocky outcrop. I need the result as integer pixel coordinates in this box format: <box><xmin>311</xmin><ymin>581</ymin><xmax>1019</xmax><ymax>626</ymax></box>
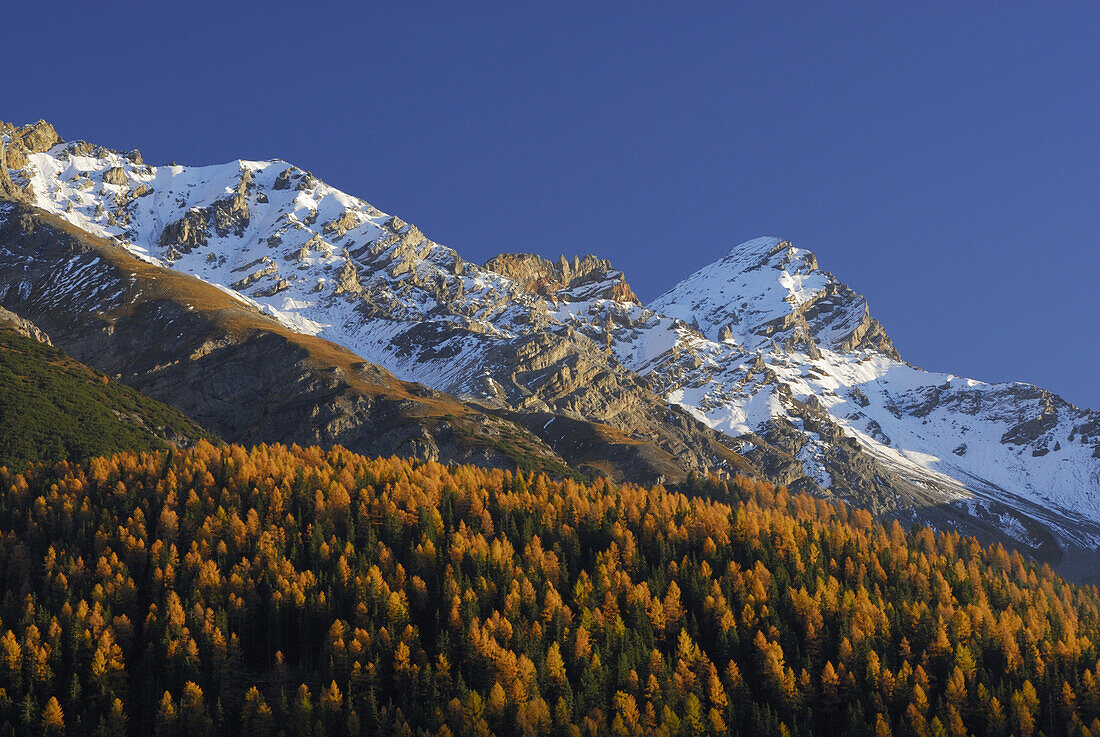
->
<box><xmin>0</xmin><ymin>306</ymin><xmax>51</xmax><ymax>344</ymax></box>
<box><xmin>274</xmin><ymin>167</ymin><xmax>294</xmax><ymax>190</ymax></box>
<box><xmin>14</xmin><ymin>120</ymin><xmax>61</xmax><ymax>153</ymax></box>
<box><xmin>323</xmin><ymin>208</ymin><xmax>360</xmax><ymax>236</ymax></box>
<box><xmin>101</xmin><ymin>167</ymin><xmax>129</xmax><ymax>186</ymax></box>
<box><xmin>0</xmin><ymin>140</ymin><xmax>22</xmax><ymax>202</ymax></box>
<box><xmin>230</xmin><ymin>261</ymin><xmax>278</xmax><ymax>290</ymax></box>
<box><xmin>0</xmin><ymin>120</ymin><xmax>62</xmax><ymax>202</ymax></box>
<box><xmin>160</xmin><ymin>208</ymin><xmax>210</xmax><ymax>255</ymax></box>
<box><xmin>159</xmin><ymin>168</ymin><xmax>253</xmax><ymax>255</ymax></box>
<box><xmin>485</xmin><ymin>252</ymin><xmax>640</xmax><ymax>303</ymax></box>
<box><xmin>211</xmin><ymin>167</ymin><xmax>251</xmax><ymax>236</ymax></box>
<box><xmin>333</xmin><ymin>251</ymin><xmax>364</xmax><ymax>295</ymax></box>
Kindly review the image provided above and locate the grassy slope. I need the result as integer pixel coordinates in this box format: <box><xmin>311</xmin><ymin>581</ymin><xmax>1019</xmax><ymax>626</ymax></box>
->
<box><xmin>0</xmin><ymin>329</ymin><xmax>217</xmax><ymax>470</ymax></box>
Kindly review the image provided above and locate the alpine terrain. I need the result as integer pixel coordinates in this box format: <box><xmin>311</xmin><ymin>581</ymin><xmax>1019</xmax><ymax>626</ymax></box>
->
<box><xmin>2</xmin><ymin>119</ymin><xmax>1098</xmax><ymax>577</ymax></box>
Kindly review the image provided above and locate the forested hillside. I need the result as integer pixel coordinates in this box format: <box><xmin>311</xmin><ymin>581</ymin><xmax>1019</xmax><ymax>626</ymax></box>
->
<box><xmin>0</xmin><ymin>443</ymin><xmax>1097</xmax><ymax>737</ymax></box>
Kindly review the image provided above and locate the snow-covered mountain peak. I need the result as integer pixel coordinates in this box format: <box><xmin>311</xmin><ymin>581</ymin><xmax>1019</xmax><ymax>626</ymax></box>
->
<box><xmin>650</xmin><ymin>236</ymin><xmax>897</xmax><ymax>359</ymax></box>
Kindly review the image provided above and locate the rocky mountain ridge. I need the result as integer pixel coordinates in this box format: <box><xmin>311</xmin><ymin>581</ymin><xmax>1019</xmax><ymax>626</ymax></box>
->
<box><xmin>3</xmin><ymin>119</ymin><xmax>1099</xmax><ymax>576</ymax></box>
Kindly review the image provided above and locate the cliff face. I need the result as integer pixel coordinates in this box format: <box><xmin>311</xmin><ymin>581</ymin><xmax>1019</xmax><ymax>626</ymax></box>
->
<box><xmin>0</xmin><ymin>120</ymin><xmax>62</xmax><ymax>201</ymax></box>
<box><xmin>0</xmin><ymin>306</ymin><xmax>51</xmax><ymax>345</ymax></box>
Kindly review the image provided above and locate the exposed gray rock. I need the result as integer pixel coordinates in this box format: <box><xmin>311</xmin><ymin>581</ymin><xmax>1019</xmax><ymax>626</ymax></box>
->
<box><xmin>274</xmin><ymin>167</ymin><xmax>294</xmax><ymax>190</ymax></box>
<box><xmin>231</xmin><ymin>262</ymin><xmax>278</xmax><ymax>290</ymax></box>
<box><xmin>211</xmin><ymin>168</ymin><xmax>251</xmax><ymax>236</ymax></box>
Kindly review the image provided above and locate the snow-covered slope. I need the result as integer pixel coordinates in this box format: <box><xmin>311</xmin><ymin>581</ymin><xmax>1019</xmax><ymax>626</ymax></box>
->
<box><xmin>17</xmin><ymin>142</ymin><xmax>536</xmax><ymax>386</ymax></box>
<box><xmin>650</xmin><ymin>237</ymin><xmax>897</xmax><ymax>357</ymax></box>
<box><xmin>8</xmin><ymin>124</ymin><xmax>1100</xmax><ymax>566</ymax></box>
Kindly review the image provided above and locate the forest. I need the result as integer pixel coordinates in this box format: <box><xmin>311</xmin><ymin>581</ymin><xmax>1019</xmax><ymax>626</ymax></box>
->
<box><xmin>0</xmin><ymin>441</ymin><xmax>1097</xmax><ymax>737</ymax></box>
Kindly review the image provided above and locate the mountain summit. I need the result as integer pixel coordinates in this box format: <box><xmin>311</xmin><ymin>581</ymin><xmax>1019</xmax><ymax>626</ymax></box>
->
<box><xmin>651</xmin><ymin>236</ymin><xmax>897</xmax><ymax>358</ymax></box>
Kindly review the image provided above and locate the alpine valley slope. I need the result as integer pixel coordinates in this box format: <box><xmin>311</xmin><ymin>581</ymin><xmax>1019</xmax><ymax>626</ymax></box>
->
<box><xmin>4</xmin><ymin>120</ymin><xmax>1100</xmax><ymax>575</ymax></box>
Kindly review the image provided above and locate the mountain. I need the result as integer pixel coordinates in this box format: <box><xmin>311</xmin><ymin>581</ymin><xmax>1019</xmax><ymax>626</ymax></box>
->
<box><xmin>0</xmin><ymin>120</ymin><xmax>745</xmax><ymax>484</ymax></box>
<box><xmin>0</xmin><ymin>306</ymin><xmax>216</xmax><ymax>468</ymax></box>
<box><xmin>3</xmin><ymin>119</ymin><xmax>1098</xmax><ymax>575</ymax></box>
<box><xmin>0</xmin><ymin>201</ymin><xmax>622</xmax><ymax>480</ymax></box>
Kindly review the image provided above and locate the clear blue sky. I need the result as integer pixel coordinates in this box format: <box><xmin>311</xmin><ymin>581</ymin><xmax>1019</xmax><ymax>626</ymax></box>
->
<box><xmin>7</xmin><ymin>2</ymin><xmax>1099</xmax><ymax>408</ymax></box>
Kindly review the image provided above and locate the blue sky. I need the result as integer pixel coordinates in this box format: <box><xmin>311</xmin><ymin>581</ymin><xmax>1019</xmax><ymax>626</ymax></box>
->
<box><xmin>7</xmin><ymin>2</ymin><xmax>1098</xmax><ymax>408</ymax></box>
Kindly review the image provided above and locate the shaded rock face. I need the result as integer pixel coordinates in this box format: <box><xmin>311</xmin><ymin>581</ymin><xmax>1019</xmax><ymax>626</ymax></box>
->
<box><xmin>753</xmin><ymin>279</ymin><xmax>898</xmax><ymax>359</ymax></box>
<box><xmin>160</xmin><ymin>209</ymin><xmax>209</xmax><ymax>255</ymax></box>
<box><xmin>211</xmin><ymin>168</ymin><xmax>252</xmax><ymax>236</ymax></box>
<box><xmin>0</xmin><ymin>141</ymin><xmax>21</xmax><ymax>202</ymax></box>
<box><xmin>159</xmin><ymin>168</ymin><xmax>252</xmax><ymax>255</ymax></box>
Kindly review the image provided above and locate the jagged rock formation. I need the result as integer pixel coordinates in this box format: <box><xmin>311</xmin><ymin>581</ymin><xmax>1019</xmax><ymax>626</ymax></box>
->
<box><xmin>485</xmin><ymin>253</ymin><xmax>639</xmax><ymax>303</ymax></box>
<box><xmin>0</xmin><ymin>120</ymin><xmax>62</xmax><ymax>201</ymax></box>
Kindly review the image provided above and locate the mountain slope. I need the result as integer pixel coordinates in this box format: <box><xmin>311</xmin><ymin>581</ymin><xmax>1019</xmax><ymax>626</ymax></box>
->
<box><xmin>0</xmin><ymin>202</ymin><xmax>573</xmax><ymax>473</ymax></box>
<box><xmin>632</xmin><ymin>239</ymin><xmax>1100</xmax><ymax>534</ymax></box>
<box><xmin>0</xmin><ymin>201</ymin><xmax>716</xmax><ymax>482</ymax></box>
